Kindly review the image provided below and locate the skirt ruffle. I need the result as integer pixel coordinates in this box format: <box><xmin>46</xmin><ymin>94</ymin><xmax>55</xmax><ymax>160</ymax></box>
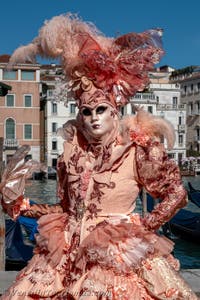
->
<box><xmin>75</xmin><ymin>214</ymin><xmax>175</xmax><ymax>274</ymax></box>
<box><xmin>1</xmin><ymin>213</ymin><xmax>198</xmax><ymax>300</ymax></box>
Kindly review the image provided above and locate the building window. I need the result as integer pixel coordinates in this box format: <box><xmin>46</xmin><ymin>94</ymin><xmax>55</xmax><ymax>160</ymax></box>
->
<box><xmin>52</xmin><ymin>102</ymin><xmax>57</xmax><ymax>114</ymax></box>
<box><xmin>48</xmin><ymin>90</ymin><xmax>53</xmax><ymax>97</ymax></box>
<box><xmin>168</xmin><ymin>153</ymin><xmax>175</xmax><ymax>159</ymax></box>
<box><xmin>52</xmin><ymin>158</ymin><xmax>57</xmax><ymax>168</ymax></box>
<box><xmin>6</xmin><ymin>94</ymin><xmax>14</xmax><ymax>107</ymax></box>
<box><xmin>197</xmin><ymin>128</ymin><xmax>200</xmax><ymax>139</ymax></box>
<box><xmin>21</xmin><ymin>70</ymin><xmax>35</xmax><ymax>81</ymax></box>
<box><xmin>191</xmin><ymin>84</ymin><xmax>193</xmax><ymax>92</ymax></box>
<box><xmin>189</xmin><ymin>103</ymin><xmax>193</xmax><ymax>115</ymax></box>
<box><xmin>184</xmin><ymin>86</ymin><xmax>187</xmax><ymax>93</ymax></box>
<box><xmin>70</xmin><ymin>103</ymin><xmax>76</xmax><ymax>114</ymax></box>
<box><xmin>24</xmin><ymin>124</ymin><xmax>32</xmax><ymax>139</ymax></box>
<box><xmin>197</xmin><ymin>102</ymin><xmax>200</xmax><ymax>114</ymax></box>
<box><xmin>147</xmin><ymin>106</ymin><xmax>153</xmax><ymax>113</ymax></box>
<box><xmin>178</xmin><ymin>134</ymin><xmax>183</xmax><ymax>146</ymax></box>
<box><xmin>24</xmin><ymin>95</ymin><xmax>32</xmax><ymax>107</ymax></box>
<box><xmin>5</xmin><ymin>118</ymin><xmax>15</xmax><ymax>139</ymax></box>
<box><xmin>198</xmin><ymin>82</ymin><xmax>200</xmax><ymax>91</ymax></box>
<box><xmin>178</xmin><ymin>153</ymin><xmax>183</xmax><ymax>165</ymax></box>
<box><xmin>3</xmin><ymin>70</ymin><xmax>17</xmax><ymax>80</ymax></box>
<box><xmin>52</xmin><ymin>122</ymin><xmax>57</xmax><ymax>133</ymax></box>
<box><xmin>52</xmin><ymin>141</ymin><xmax>57</xmax><ymax>150</ymax></box>
<box><xmin>179</xmin><ymin>116</ymin><xmax>182</xmax><ymax>125</ymax></box>
<box><xmin>172</xmin><ymin>97</ymin><xmax>177</xmax><ymax>107</ymax></box>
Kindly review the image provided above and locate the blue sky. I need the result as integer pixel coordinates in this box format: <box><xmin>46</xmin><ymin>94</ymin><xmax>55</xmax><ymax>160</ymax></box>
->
<box><xmin>1</xmin><ymin>0</ymin><xmax>200</xmax><ymax>69</ymax></box>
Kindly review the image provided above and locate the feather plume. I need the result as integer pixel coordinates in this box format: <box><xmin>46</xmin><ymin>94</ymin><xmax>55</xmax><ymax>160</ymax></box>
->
<box><xmin>8</xmin><ymin>13</ymin><xmax>111</xmax><ymax>69</ymax></box>
<box><xmin>8</xmin><ymin>43</ymin><xmax>39</xmax><ymax>67</ymax></box>
<box><xmin>120</xmin><ymin>109</ymin><xmax>175</xmax><ymax>150</ymax></box>
<box><xmin>8</xmin><ymin>12</ymin><xmax>164</xmax><ymax>107</ymax></box>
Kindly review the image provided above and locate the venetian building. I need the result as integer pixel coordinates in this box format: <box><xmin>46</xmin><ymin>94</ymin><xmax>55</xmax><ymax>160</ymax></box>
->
<box><xmin>0</xmin><ymin>55</ymin><xmax>41</xmax><ymax>164</ymax></box>
<box><xmin>124</xmin><ymin>66</ymin><xmax>186</xmax><ymax>165</ymax></box>
<box><xmin>170</xmin><ymin>66</ymin><xmax>200</xmax><ymax>156</ymax></box>
<box><xmin>40</xmin><ymin>64</ymin><xmax>78</xmax><ymax>168</ymax></box>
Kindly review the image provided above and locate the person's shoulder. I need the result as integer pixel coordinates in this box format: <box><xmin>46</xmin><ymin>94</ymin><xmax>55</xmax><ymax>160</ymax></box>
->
<box><xmin>119</xmin><ymin>109</ymin><xmax>175</xmax><ymax>150</ymax></box>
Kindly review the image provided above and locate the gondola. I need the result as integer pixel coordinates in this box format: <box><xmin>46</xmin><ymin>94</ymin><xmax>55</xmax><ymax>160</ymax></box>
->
<box><xmin>140</xmin><ymin>191</ymin><xmax>200</xmax><ymax>244</ymax></box>
<box><xmin>5</xmin><ymin>216</ymin><xmax>37</xmax><ymax>270</ymax></box>
<box><xmin>162</xmin><ymin>209</ymin><xmax>200</xmax><ymax>243</ymax></box>
<box><xmin>5</xmin><ymin>201</ymin><xmax>38</xmax><ymax>271</ymax></box>
<box><xmin>187</xmin><ymin>181</ymin><xmax>200</xmax><ymax>208</ymax></box>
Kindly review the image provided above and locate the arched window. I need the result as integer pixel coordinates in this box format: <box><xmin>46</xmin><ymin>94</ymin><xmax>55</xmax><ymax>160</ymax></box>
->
<box><xmin>5</xmin><ymin>118</ymin><xmax>15</xmax><ymax>139</ymax></box>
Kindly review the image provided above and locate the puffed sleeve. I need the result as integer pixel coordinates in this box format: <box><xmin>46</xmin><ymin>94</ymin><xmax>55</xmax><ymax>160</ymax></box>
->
<box><xmin>0</xmin><ymin>145</ymin><xmax>39</xmax><ymax>219</ymax></box>
<box><xmin>0</xmin><ymin>146</ymin><xmax>65</xmax><ymax>220</ymax></box>
<box><xmin>135</xmin><ymin>141</ymin><xmax>187</xmax><ymax>231</ymax></box>
<box><xmin>8</xmin><ymin>154</ymin><xmax>69</xmax><ymax>219</ymax></box>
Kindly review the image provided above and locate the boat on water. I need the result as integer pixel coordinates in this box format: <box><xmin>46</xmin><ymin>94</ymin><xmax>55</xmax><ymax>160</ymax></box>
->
<box><xmin>140</xmin><ymin>190</ymin><xmax>200</xmax><ymax>244</ymax></box>
<box><xmin>5</xmin><ymin>200</ymin><xmax>38</xmax><ymax>271</ymax></box>
<box><xmin>187</xmin><ymin>181</ymin><xmax>200</xmax><ymax>208</ymax></box>
<box><xmin>5</xmin><ymin>216</ymin><xmax>37</xmax><ymax>270</ymax></box>
<box><xmin>162</xmin><ymin>209</ymin><xmax>200</xmax><ymax>243</ymax></box>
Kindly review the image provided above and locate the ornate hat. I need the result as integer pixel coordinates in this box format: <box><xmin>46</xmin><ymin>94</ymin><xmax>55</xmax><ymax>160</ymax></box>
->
<box><xmin>9</xmin><ymin>13</ymin><xmax>164</xmax><ymax>108</ymax></box>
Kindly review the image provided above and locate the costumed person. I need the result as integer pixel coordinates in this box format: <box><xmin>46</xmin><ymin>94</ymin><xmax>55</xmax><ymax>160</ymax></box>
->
<box><xmin>0</xmin><ymin>13</ymin><xmax>198</xmax><ymax>300</ymax></box>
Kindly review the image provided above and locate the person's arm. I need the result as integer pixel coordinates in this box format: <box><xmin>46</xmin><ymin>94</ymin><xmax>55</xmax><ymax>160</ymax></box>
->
<box><xmin>135</xmin><ymin>141</ymin><xmax>187</xmax><ymax>231</ymax></box>
<box><xmin>1</xmin><ymin>184</ymin><xmax>64</xmax><ymax>220</ymax></box>
<box><xmin>20</xmin><ymin>154</ymin><xmax>68</xmax><ymax>218</ymax></box>
<box><xmin>0</xmin><ymin>146</ymin><xmax>65</xmax><ymax>220</ymax></box>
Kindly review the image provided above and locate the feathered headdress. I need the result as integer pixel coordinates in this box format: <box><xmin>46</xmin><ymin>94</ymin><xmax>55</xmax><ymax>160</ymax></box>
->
<box><xmin>9</xmin><ymin>13</ymin><xmax>164</xmax><ymax>108</ymax></box>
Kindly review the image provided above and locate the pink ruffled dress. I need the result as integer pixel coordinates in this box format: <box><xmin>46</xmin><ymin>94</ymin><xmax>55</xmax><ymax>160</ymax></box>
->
<box><xmin>1</xmin><ymin>116</ymin><xmax>198</xmax><ymax>300</ymax></box>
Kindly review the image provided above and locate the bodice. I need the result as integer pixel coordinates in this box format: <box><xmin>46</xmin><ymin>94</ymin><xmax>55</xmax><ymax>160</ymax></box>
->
<box><xmin>63</xmin><ymin>140</ymin><xmax>140</xmax><ymax>241</ymax></box>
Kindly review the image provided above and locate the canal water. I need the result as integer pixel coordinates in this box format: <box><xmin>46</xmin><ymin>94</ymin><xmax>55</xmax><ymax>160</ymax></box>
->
<box><xmin>24</xmin><ymin>176</ymin><xmax>200</xmax><ymax>269</ymax></box>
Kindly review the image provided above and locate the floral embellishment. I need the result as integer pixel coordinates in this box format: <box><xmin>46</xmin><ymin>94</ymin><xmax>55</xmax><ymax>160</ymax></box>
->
<box><xmin>165</xmin><ymin>288</ymin><xmax>178</xmax><ymax>298</ymax></box>
<box><xmin>129</xmin><ymin>128</ymin><xmax>151</xmax><ymax>147</ymax></box>
<box><xmin>86</xmin><ymin>203</ymin><xmax>102</xmax><ymax>220</ymax></box>
<box><xmin>69</xmin><ymin>145</ymin><xmax>84</xmax><ymax>173</ymax></box>
<box><xmin>90</xmin><ymin>182</ymin><xmax>105</xmax><ymax>203</ymax></box>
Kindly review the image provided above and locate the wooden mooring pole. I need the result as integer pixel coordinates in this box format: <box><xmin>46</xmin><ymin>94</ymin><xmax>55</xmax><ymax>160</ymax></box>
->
<box><xmin>0</xmin><ymin>137</ymin><xmax>5</xmax><ymax>271</ymax></box>
<box><xmin>0</xmin><ymin>207</ymin><xmax>5</xmax><ymax>271</ymax></box>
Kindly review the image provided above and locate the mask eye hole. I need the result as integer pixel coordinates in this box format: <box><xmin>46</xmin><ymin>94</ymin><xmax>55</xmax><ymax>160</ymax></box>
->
<box><xmin>82</xmin><ymin>108</ymin><xmax>92</xmax><ymax>116</ymax></box>
<box><xmin>96</xmin><ymin>106</ymin><xmax>107</xmax><ymax>114</ymax></box>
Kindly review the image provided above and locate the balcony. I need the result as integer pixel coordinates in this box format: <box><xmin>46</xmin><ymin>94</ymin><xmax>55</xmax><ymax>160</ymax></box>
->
<box><xmin>191</xmin><ymin>110</ymin><xmax>200</xmax><ymax>116</ymax></box>
<box><xmin>157</xmin><ymin>104</ymin><xmax>186</xmax><ymax>111</ymax></box>
<box><xmin>3</xmin><ymin>139</ymin><xmax>19</xmax><ymax>149</ymax></box>
<box><xmin>178</xmin><ymin>125</ymin><xmax>185</xmax><ymax>133</ymax></box>
<box><xmin>51</xmin><ymin>149</ymin><xmax>58</xmax><ymax>155</ymax></box>
<box><xmin>130</xmin><ymin>93</ymin><xmax>156</xmax><ymax>103</ymax></box>
<box><xmin>178</xmin><ymin>143</ymin><xmax>184</xmax><ymax>148</ymax></box>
